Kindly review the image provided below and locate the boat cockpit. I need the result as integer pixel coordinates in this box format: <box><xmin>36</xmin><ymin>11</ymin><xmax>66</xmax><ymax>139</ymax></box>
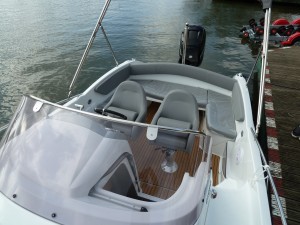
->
<box><xmin>0</xmin><ymin>58</ymin><xmax>252</xmax><ymax>225</ymax></box>
<box><xmin>0</xmin><ymin>63</ymin><xmax>213</xmax><ymax>224</ymax></box>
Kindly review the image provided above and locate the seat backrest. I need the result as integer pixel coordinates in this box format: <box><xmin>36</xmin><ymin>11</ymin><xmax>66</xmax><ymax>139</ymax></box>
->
<box><xmin>151</xmin><ymin>90</ymin><xmax>199</xmax><ymax>152</ymax></box>
<box><xmin>104</xmin><ymin>81</ymin><xmax>147</xmax><ymax>122</ymax></box>
<box><xmin>152</xmin><ymin>89</ymin><xmax>199</xmax><ymax>130</ymax></box>
<box><xmin>231</xmin><ymin>82</ymin><xmax>245</xmax><ymax>122</ymax></box>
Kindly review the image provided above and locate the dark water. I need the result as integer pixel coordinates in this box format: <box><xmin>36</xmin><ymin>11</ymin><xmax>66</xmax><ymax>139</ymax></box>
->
<box><xmin>1</xmin><ymin>0</ymin><xmax>300</xmax><ymax>126</ymax></box>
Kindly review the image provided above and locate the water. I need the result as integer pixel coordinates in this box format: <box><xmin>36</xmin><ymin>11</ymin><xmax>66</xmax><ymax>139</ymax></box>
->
<box><xmin>1</xmin><ymin>0</ymin><xmax>300</xmax><ymax>127</ymax></box>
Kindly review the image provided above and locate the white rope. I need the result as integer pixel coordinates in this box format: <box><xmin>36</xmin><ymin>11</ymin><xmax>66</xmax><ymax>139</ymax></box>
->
<box><xmin>252</xmin><ymin>164</ymin><xmax>270</xmax><ymax>186</ymax></box>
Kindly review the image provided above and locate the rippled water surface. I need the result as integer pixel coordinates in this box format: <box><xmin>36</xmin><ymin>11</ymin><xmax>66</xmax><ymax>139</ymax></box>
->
<box><xmin>1</xmin><ymin>0</ymin><xmax>300</xmax><ymax>126</ymax></box>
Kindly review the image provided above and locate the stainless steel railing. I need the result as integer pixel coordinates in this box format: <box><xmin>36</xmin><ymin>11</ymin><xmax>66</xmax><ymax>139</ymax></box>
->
<box><xmin>255</xmin><ymin>6</ymin><xmax>272</xmax><ymax>136</ymax></box>
<box><xmin>251</xmin><ymin>128</ymin><xmax>288</xmax><ymax>225</ymax></box>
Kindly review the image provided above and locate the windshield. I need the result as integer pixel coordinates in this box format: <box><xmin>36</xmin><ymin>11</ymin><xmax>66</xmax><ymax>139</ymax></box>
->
<box><xmin>0</xmin><ymin>95</ymin><xmax>210</xmax><ymax>225</ymax></box>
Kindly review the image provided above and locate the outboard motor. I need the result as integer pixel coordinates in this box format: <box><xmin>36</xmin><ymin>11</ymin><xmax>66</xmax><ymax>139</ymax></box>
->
<box><xmin>178</xmin><ymin>23</ymin><xmax>206</xmax><ymax>67</ymax></box>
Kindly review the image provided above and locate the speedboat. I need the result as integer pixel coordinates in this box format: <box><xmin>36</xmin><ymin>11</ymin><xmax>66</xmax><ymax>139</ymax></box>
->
<box><xmin>0</xmin><ymin>0</ymin><xmax>287</xmax><ymax>224</ymax></box>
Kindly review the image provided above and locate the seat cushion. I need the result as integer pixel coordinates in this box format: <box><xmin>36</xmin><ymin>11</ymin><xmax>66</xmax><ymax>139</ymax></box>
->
<box><xmin>206</xmin><ymin>102</ymin><xmax>237</xmax><ymax>139</ymax></box>
<box><xmin>157</xmin><ymin>117</ymin><xmax>191</xmax><ymax>139</ymax></box>
<box><xmin>157</xmin><ymin>117</ymin><xmax>192</xmax><ymax>130</ymax></box>
<box><xmin>107</xmin><ymin>106</ymin><xmax>138</xmax><ymax>121</ymax></box>
<box><xmin>154</xmin><ymin>133</ymin><xmax>187</xmax><ymax>150</ymax></box>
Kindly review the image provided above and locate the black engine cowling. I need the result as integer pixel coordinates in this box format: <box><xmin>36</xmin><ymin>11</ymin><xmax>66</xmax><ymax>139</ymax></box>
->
<box><xmin>178</xmin><ymin>24</ymin><xmax>206</xmax><ymax>67</ymax></box>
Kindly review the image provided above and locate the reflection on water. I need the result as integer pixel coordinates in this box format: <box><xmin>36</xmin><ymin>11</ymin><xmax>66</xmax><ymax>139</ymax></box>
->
<box><xmin>0</xmin><ymin>0</ymin><xmax>300</xmax><ymax>126</ymax></box>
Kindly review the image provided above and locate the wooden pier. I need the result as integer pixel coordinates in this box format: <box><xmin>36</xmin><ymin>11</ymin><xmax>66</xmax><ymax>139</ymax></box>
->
<box><xmin>264</xmin><ymin>46</ymin><xmax>300</xmax><ymax>225</ymax></box>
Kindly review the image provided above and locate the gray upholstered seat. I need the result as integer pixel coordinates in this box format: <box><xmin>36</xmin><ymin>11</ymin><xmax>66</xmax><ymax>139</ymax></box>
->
<box><xmin>151</xmin><ymin>89</ymin><xmax>199</xmax><ymax>153</ymax></box>
<box><xmin>104</xmin><ymin>80</ymin><xmax>147</xmax><ymax>122</ymax></box>
<box><xmin>206</xmin><ymin>102</ymin><xmax>236</xmax><ymax>139</ymax></box>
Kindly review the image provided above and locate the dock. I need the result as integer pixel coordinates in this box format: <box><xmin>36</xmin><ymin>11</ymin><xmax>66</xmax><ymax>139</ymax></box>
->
<box><xmin>264</xmin><ymin>46</ymin><xmax>300</xmax><ymax>225</ymax></box>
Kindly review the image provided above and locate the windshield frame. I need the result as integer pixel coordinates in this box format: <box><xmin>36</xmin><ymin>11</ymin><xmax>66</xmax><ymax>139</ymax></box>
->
<box><xmin>27</xmin><ymin>94</ymin><xmax>203</xmax><ymax>135</ymax></box>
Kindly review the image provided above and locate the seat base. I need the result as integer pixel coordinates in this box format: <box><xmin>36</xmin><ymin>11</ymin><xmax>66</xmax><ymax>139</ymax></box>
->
<box><xmin>161</xmin><ymin>149</ymin><xmax>178</xmax><ymax>173</ymax></box>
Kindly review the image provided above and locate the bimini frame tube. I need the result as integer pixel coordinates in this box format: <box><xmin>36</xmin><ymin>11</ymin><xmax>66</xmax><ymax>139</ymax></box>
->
<box><xmin>255</xmin><ymin>0</ymin><xmax>272</xmax><ymax>135</ymax></box>
<box><xmin>246</xmin><ymin>46</ymin><xmax>262</xmax><ymax>84</ymax></box>
<box><xmin>101</xmin><ymin>25</ymin><xmax>118</xmax><ymax>66</ymax></box>
<box><xmin>67</xmin><ymin>0</ymin><xmax>112</xmax><ymax>98</ymax></box>
<box><xmin>255</xmin><ymin>2</ymin><xmax>288</xmax><ymax>224</ymax></box>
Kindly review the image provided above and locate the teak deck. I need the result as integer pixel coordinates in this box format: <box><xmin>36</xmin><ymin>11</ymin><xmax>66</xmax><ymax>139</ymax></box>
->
<box><xmin>266</xmin><ymin>46</ymin><xmax>300</xmax><ymax>225</ymax></box>
<box><xmin>129</xmin><ymin>102</ymin><xmax>219</xmax><ymax>200</ymax></box>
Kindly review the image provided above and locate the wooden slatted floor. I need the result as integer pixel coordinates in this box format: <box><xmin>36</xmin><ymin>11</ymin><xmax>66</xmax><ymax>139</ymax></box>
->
<box><xmin>129</xmin><ymin>102</ymin><xmax>220</xmax><ymax>199</ymax></box>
